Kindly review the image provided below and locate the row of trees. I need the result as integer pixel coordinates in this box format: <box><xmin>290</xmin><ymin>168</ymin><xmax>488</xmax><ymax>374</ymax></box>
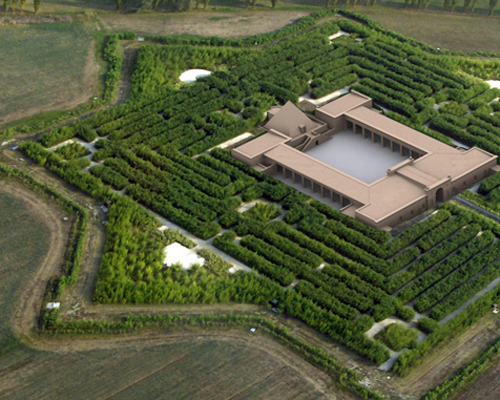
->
<box><xmin>397</xmin><ymin>225</ymin><xmax>489</xmax><ymax>302</ymax></box>
<box><xmin>389</xmin><ymin>224</ymin><xmax>481</xmax><ymax>293</ymax></box>
<box><xmin>2</xmin><ymin>0</ymin><xmax>41</xmax><ymax>14</ymax></box>
<box><xmin>22</xmin><ymin>11</ymin><xmax>500</xmax><ymax>372</ymax></box>
<box><xmin>415</xmin><ymin>237</ymin><xmax>499</xmax><ymax>312</ymax></box>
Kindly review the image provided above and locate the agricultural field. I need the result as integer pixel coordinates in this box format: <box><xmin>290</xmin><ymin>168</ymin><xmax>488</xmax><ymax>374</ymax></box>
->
<box><xmin>98</xmin><ymin>11</ymin><xmax>313</xmax><ymax>37</ymax></box>
<box><xmin>0</xmin><ymin>336</ymin><xmax>337</xmax><ymax>400</ymax></box>
<box><xmin>0</xmin><ymin>22</ymin><xmax>99</xmax><ymax>126</ymax></box>
<box><xmin>452</xmin><ymin>357</ymin><xmax>500</xmax><ymax>400</ymax></box>
<box><xmin>0</xmin><ymin>182</ymin><xmax>53</xmax><ymax>351</ymax></box>
<box><xmin>359</xmin><ymin>6</ymin><xmax>500</xmax><ymax>53</ymax></box>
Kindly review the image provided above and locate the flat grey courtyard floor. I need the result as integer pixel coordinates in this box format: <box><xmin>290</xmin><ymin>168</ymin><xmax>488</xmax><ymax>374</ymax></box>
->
<box><xmin>305</xmin><ymin>129</ymin><xmax>407</xmax><ymax>184</ymax></box>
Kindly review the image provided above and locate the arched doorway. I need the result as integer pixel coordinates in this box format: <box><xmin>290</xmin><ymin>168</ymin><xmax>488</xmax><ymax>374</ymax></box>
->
<box><xmin>436</xmin><ymin>188</ymin><xmax>444</xmax><ymax>203</ymax></box>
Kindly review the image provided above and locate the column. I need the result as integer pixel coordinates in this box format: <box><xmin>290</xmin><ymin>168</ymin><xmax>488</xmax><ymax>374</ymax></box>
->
<box><xmin>381</xmin><ymin>136</ymin><xmax>385</xmax><ymax>148</ymax></box>
<box><xmin>372</xmin><ymin>131</ymin><xmax>375</xmax><ymax>143</ymax></box>
<box><xmin>292</xmin><ymin>172</ymin><xmax>296</xmax><ymax>183</ymax></box>
<box><xmin>312</xmin><ymin>182</ymin><xmax>316</xmax><ymax>193</ymax></box>
<box><xmin>340</xmin><ymin>195</ymin><xmax>344</xmax><ymax>206</ymax></box>
<box><xmin>283</xmin><ymin>167</ymin><xmax>287</xmax><ymax>178</ymax></box>
<box><xmin>302</xmin><ymin>176</ymin><xmax>305</xmax><ymax>188</ymax></box>
<box><xmin>400</xmin><ymin>146</ymin><xmax>404</xmax><ymax>156</ymax></box>
<box><xmin>321</xmin><ymin>186</ymin><xmax>325</xmax><ymax>198</ymax></box>
<box><xmin>330</xmin><ymin>190</ymin><xmax>334</xmax><ymax>202</ymax></box>
<box><xmin>390</xmin><ymin>140</ymin><xmax>394</xmax><ymax>152</ymax></box>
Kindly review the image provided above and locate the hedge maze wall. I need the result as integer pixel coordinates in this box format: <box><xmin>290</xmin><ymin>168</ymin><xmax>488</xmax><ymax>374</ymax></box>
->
<box><xmin>20</xmin><ymin>10</ymin><xmax>500</xmax><ymax>374</ymax></box>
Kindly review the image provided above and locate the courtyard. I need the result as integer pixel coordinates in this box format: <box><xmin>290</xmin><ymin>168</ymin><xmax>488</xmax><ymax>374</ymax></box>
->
<box><xmin>305</xmin><ymin>129</ymin><xmax>408</xmax><ymax>184</ymax></box>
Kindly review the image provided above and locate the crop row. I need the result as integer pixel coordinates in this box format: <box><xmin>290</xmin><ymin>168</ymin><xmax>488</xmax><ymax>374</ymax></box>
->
<box><xmin>414</xmin><ymin>238</ymin><xmax>500</xmax><ymax>312</ymax></box>
<box><xmin>310</xmin><ymin>200</ymin><xmax>390</xmax><ymax>244</ymax></box>
<box><xmin>430</xmin><ymin>260</ymin><xmax>500</xmax><ymax>320</ymax></box>
<box><xmin>270</xmin><ymin>221</ymin><xmax>386</xmax><ymax>288</ymax></box>
<box><xmin>417</xmin><ymin>215</ymin><xmax>471</xmax><ymax>252</ymax></box>
<box><xmin>398</xmin><ymin>228</ymin><xmax>492</xmax><ymax>304</ymax></box>
<box><xmin>213</xmin><ymin>232</ymin><xmax>295</xmax><ymax>286</ymax></box>
<box><xmin>298</xmin><ymin>221</ymin><xmax>386</xmax><ymax>275</ymax></box>
<box><xmin>388</xmin><ymin>223</ymin><xmax>481</xmax><ymax>293</ymax></box>
<box><xmin>479</xmin><ymin>172</ymin><xmax>500</xmax><ymax>195</ymax></box>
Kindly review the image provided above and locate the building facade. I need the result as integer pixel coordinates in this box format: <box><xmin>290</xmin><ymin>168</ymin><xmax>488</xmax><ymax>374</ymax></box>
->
<box><xmin>232</xmin><ymin>91</ymin><xmax>499</xmax><ymax>229</ymax></box>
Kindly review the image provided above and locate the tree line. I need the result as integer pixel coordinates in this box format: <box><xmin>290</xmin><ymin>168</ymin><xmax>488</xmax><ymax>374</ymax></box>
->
<box><xmin>3</xmin><ymin>0</ymin><xmax>42</xmax><ymax>14</ymax></box>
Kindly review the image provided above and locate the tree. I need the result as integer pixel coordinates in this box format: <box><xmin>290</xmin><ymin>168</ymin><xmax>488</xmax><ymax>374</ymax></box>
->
<box><xmin>470</xmin><ymin>0</ymin><xmax>477</xmax><ymax>11</ymax></box>
<box><xmin>424</xmin><ymin>0</ymin><xmax>431</xmax><ymax>8</ymax></box>
<box><xmin>139</xmin><ymin>0</ymin><xmax>153</xmax><ymax>8</ymax></box>
<box><xmin>450</xmin><ymin>0</ymin><xmax>458</xmax><ymax>11</ymax></box>
<box><xmin>114</xmin><ymin>0</ymin><xmax>122</xmax><ymax>10</ymax></box>
<box><xmin>202</xmin><ymin>0</ymin><xmax>210</xmax><ymax>9</ymax></box>
<box><xmin>33</xmin><ymin>0</ymin><xmax>42</xmax><ymax>13</ymax></box>
<box><xmin>3</xmin><ymin>0</ymin><xmax>11</xmax><ymax>12</ymax></box>
<box><xmin>488</xmin><ymin>0</ymin><xmax>499</xmax><ymax>14</ymax></box>
<box><xmin>462</xmin><ymin>0</ymin><xmax>471</xmax><ymax>11</ymax></box>
<box><xmin>19</xmin><ymin>0</ymin><xmax>25</xmax><ymax>13</ymax></box>
<box><xmin>271</xmin><ymin>0</ymin><xmax>279</xmax><ymax>7</ymax></box>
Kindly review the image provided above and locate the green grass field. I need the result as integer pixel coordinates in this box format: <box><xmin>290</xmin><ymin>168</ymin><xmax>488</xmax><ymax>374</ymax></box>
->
<box><xmin>0</xmin><ymin>22</ymin><xmax>98</xmax><ymax>126</ymax></box>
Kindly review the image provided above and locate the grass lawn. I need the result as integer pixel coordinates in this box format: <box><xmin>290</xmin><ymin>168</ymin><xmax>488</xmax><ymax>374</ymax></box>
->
<box><xmin>0</xmin><ymin>22</ymin><xmax>99</xmax><ymax>126</ymax></box>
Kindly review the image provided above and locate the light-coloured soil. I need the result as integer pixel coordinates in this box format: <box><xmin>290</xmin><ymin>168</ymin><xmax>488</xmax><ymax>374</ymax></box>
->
<box><xmin>0</xmin><ymin>332</ymin><xmax>343</xmax><ymax>400</ymax></box>
<box><xmin>98</xmin><ymin>11</ymin><xmax>312</xmax><ymax>37</ymax></box>
<box><xmin>0</xmin><ymin>180</ymin><xmax>73</xmax><ymax>343</ymax></box>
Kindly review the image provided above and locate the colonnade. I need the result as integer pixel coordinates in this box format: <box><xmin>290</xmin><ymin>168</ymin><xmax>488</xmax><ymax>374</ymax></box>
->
<box><xmin>350</xmin><ymin>120</ymin><xmax>421</xmax><ymax>160</ymax></box>
<box><xmin>278</xmin><ymin>166</ymin><xmax>351</xmax><ymax>207</ymax></box>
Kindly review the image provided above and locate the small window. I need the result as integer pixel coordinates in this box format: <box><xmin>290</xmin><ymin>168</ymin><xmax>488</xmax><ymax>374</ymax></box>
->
<box><xmin>316</xmin><ymin>140</ymin><xmax>319</xmax><ymax>146</ymax></box>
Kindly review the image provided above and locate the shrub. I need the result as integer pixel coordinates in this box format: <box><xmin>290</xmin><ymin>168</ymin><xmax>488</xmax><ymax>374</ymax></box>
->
<box><xmin>376</xmin><ymin>323</ymin><xmax>418</xmax><ymax>352</ymax></box>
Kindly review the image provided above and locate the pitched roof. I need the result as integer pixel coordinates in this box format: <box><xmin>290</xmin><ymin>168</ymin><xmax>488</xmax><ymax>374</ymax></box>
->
<box><xmin>264</xmin><ymin>102</ymin><xmax>319</xmax><ymax>138</ymax></box>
